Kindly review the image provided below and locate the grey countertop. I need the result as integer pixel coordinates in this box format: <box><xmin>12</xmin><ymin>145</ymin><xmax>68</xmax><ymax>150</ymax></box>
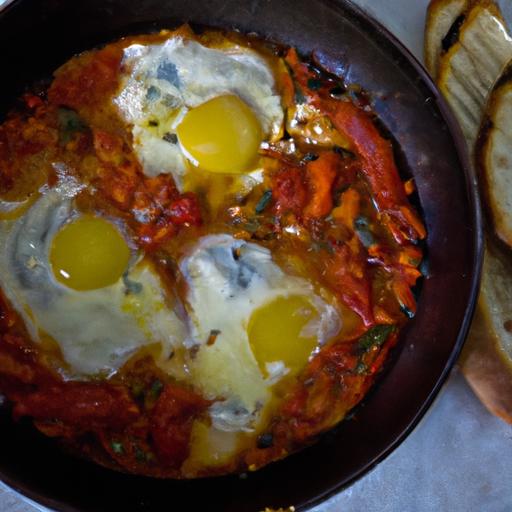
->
<box><xmin>0</xmin><ymin>1</ymin><xmax>511</xmax><ymax>511</ymax></box>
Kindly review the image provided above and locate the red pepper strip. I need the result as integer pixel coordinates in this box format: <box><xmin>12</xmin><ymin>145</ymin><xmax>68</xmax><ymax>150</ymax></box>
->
<box><xmin>150</xmin><ymin>385</ymin><xmax>209</xmax><ymax>468</ymax></box>
<box><xmin>12</xmin><ymin>383</ymin><xmax>140</xmax><ymax>429</ymax></box>
<box><xmin>320</xmin><ymin>102</ymin><xmax>425</xmax><ymax>244</ymax></box>
<box><xmin>304</xmin><ymin>152</ymin><xmax>338</xmax><ymax>219</ymax></box>
<box><xmin>284</xmin><ymin>49</ymin><xmax>426</xmax><ymax>245</ymax></box>
<box><xmin>325</xmin><ymin>237</ymin><xmax>374</xmax><ymax>327</ymax></box>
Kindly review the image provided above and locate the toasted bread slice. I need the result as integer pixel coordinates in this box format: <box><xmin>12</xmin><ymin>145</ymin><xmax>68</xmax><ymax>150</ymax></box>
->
<box><xmin>425</xmin><ymin>0</ymin><xmax>471</xmax><ymax>79</ymax></box>
<box><xmin>437</xmin><ymin>1</ymin><xmax>512</xmax><ymax>148</ymax></box>
<box><xmin>477</xmin><ymin>65</ymin><xmax>512</xmax><ymax>248</ymax></box>
<box><xmin>460</xmin><ymin>239</ymin><xmax>512</xmax><ymax>424</ymax></box>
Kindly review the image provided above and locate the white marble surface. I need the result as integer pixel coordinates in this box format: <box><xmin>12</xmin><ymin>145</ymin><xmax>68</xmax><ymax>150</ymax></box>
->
<box><xmin>0</xmin><ymin>1</ymin><xmax>511</xmax><ymax>511</ymax></box>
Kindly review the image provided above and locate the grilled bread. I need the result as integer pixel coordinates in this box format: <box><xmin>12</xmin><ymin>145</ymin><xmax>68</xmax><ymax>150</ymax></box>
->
<box><xmin>425</xmin><ymin>0</ymin><xmax>471</xmax><ymax>78</ymax></box>
<box><xmin>478</xmin><ymin>66</ymin><xmax>512</xmax><ymax>248</ymax></box>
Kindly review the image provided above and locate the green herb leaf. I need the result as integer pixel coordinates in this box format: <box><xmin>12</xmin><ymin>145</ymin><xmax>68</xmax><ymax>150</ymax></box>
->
<box><xmin>122</xmin><ymin>272</ymin><xmax>143</xmax><ymax>295</ymax></box>
<box><xmin>307</xmin><ymin>78</ymin><xmax>322</xmax><ymax>91</ymax></box>
<box><xmin>354</xmin><ymin>216</ymin><xmax>375</xmax><ymax>248</ymax></box>
<box><xmin>244</xmin><ymin>218</ymin><xmax>261</xmax><ymax>233</ymax></box>
<box><xmin>257</xmin><ymin>433</ymin><xmax>274</xmax><ymax>449</ymax></box>
<box><xmin>400</xmin><ymin>304</ymin><xmax>415</xmax><ymax>319</ymax></box>
<box><xmin>294</xmin><ymin>84</ymin><xmax>306</xmax><ymax>104</ymax></box>
<box><xmin>135</xmin><ymin>446</ymin><xmax>147</xmax><ymax>463</ymax></box>
<box><xmin>255</xmin><ymin>190</ymin><xmax>273</xmax><ymax>214</ymax></box>
<box><xmin>57</xmin><ymin>107</ymin><xmax>88</xmax><ymax>145</ymax></box>
<box><xmin>358</xmin><ymin>324</ymin><xmax>395</xmax><ymax>352</ymax></box>
<box><xmin>330</xmin><ymin>84</ymin><xmax>346</xmax><ymax>98</ymax></box>
<box><xmin>162</xmin><ymin>132</ymin><xmax>178</xmax><ymax>144</ymax></box>
<box><xmin>150</xmin><ymin>379</ymin><xmax>164</xmax><ymax>399</ymax></box>
<box><xmin>303</xmin><ymin>152</ymin><xmax>319</xmax><ymax>162</ymax></box>
<box><xmin>354</xmin><ymin>361</ymin><xmax>368</xmax><ymax>375</ymax></box>
<box><xmin>111</xmin><ymin>441</ymin><xmax>124</xmax><ymax>454</ymax></box>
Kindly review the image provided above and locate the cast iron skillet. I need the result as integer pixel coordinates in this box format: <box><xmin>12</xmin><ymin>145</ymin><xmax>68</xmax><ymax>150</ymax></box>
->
<box><xmin>0</xmin><ymin>0</ymin><xmax>482</xmax><ymax>510</ymax></box>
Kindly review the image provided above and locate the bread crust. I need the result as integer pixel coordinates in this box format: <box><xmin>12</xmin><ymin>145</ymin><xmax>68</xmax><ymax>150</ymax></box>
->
<box><xmin>477</xmin><ymin>67</ymin><xmax>512</xmax><ymax>249</ymax></box>
<box><xmin>425</xmin><ymin>0</ymin><xmax>470</xmax><ymax>78</ymax></box>
<box><xmin>436</xmin><ymin>0</ymin><xmax>512</xmax><ymax>147</ymax></box>
<box><xmin>461</xmin><ymin>287</ymin><xmax>512</xmax><ymax>424</ymax></box>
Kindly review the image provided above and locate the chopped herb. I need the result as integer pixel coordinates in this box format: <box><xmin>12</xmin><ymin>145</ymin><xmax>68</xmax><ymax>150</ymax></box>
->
<box><xmin>354</xmin><ymin>216</ymin><xmax>375</xmax><ymax>248</ymax></box>
<box><xmin>131</xmin><ymin>381</ymin><xmax>145</xmax><ymax>400</ymax></box>
<box><xmin>303</xmin><ymin>152</ymin><xmax>319</xmax><ymax>162</ymax></box>
<box><xmin>400</xmin><ymin>304</ymin><xmax>415</xmax><ymax>319</ymax></box>
<box><xmin>358</xmin><ymin>324</ymin><xmax>395</xmax><ymax>352</ymax></box>
<box><xmin>150</xmin><ymin>379</ymin><xmax>164</xmax><ymax>399</ymax></box>
<box><xmin>162</xmin><ymin>132</ymin><xmax>178</xmax><ymax>144</ymax></box>
<box><xmin>419</xmin><ymin>258</ymin><xmax>430</xmax><ymax>278</ymax></box>
<box><xmin>206</xmin><ymin>329</ymin><xmax>221</xmax><ymax>346</ymax></box>
<box><xmin>146</xmin><ymin>85</ymin><xmax>161</xmax><ymax>102</ymax></box>
<box><xmin>244</xmin><ymin>218</ymin><xmax>261</xmax><ymax>233</ymax></box>
<box><xmin>257</xmin><ymin>433</ymin><xmax>274</xmax><ymax>449</ymax></box>
<box><xmin>135</xmin><ymin>446</ymin><xmax>147</xmax><ymax>463</ymax></box>
<box><xmin>111</xmin><ymin>441</ymin><xmax>124</xmax><ymax>454</ymax></box>
<box><xmin>347</xmin><ymin>89</ymin><xmax>360</xmax><ymax>103</ymax></box>
<box><xmin>333</xmin><ymin>145</ymin><xmax>355</xmax><ymax>158</ymax></box>
<box><xmin>311</xmin><ymin>240</ymin><xmax>335</xmax><ymax>254</ymax></box>
<box><xmin>255</xmin><ymin>190</ymin><xmax>273</xmax><ymax>214</ymax></box>
<box><xmin>123</xmin><ymin>272</ymin><xmax>143</xmax><ymax>295</ymax></box>
<box><xmin>354</xmin><ymin>361</ymin><xmax>368</xmax><ymax>375</ymax></box>
<box><xmin>57</xmin><ymin>107</ymin><xmax>88</xmax><ymax>145</ymax></box>
<box><xmin>330</xmin><ymin>84</ymin><xmax>346</xmax><ymax>97</ymax></box>
<box><xmin>294</xmin><ymin>84</ymin><xmax>306</xmax><ymax>104</ymax></box>
<box><xmin>307</xmin><ymin>78</ymin><xmax>322</xmax><ymax>91</ymax></box>
<box><xmin>148</xmin><ymin>119</ymin><xmax>159</xmax><ymax>127</ymax></box>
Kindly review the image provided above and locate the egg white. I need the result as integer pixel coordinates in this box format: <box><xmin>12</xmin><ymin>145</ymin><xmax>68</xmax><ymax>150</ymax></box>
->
<box><xmin>114</xmin><ymin>36</ymin><xmax>284</xmax><ymax>190</ymax></box>
<box><xmin>179</xmin><ymin>234</ymin><xmax>341</xmax><ymax>434</ymax></box>
<box><xmin>0</xmin><ymin>178</ymin><xmax>186</xmax><ymax>378</ymax></box>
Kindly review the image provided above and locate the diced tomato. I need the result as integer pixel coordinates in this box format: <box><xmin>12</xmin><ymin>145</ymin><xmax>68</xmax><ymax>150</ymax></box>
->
<box><xmin>137</xmin><ymin>220</ymin><xmax>176</xmax><ymax>249</ymax></box>
<box><xmin>272</xmin><ymin>165</ymin><xmax>308</xmax><ymax>214</ymax></box>
<box><xmin>93</xmin><ymin>130</ymin><xmax>124</xmax><ymax>165</ymax></box>
<box><xmin>168</xmin><ymin>193</ymin><xmax>202</xmax><ymax>226</ymax></box>
<box><xmin>150</xmin><ymin>385</ymin><xmax>208</xmax><ymax>468</ymax></box>
<box><xmin>284</xmin><ymin>48</ymin><xmax>426</xmax><ymax>244</ymax></box>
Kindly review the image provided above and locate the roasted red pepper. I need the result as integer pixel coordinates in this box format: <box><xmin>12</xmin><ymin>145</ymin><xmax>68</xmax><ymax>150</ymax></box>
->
<box><xmin>285</xmin><ymin>49</ymin><xmax>426</xmax><ymax>245</ymax></box>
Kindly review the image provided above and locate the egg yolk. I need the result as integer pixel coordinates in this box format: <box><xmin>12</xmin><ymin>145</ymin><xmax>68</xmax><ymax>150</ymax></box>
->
<box><xmin>50</xmin><ymin>216</ymin><xmax>130</xmax><ymax>291</ymax></box>
<box><xmin>176</xmin><ymin>94</ymin><xmax>262</xmax><ymax>174</ymax></box>
<box><xmin>248</xmin><ymin>295</ymin><xmax>318</xmax><ymax>377</ymax></box>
